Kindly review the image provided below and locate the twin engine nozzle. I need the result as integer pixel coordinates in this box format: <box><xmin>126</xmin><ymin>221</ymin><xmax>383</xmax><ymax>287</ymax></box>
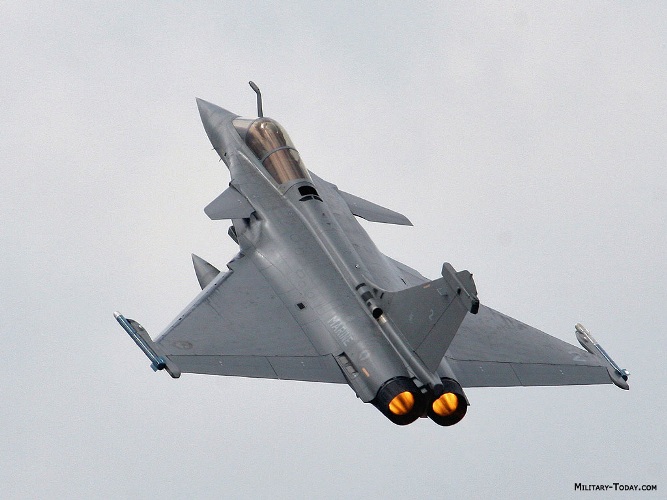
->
<box><xmin>372</xmin><ymin>376</ymin><xmax>468</xmax><ymax>426</ymax></box>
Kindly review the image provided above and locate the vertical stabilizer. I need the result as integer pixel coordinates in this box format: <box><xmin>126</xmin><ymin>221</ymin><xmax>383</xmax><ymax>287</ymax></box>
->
<box><xmin>379</xmin><ymin>263</ymin><xmax>479</xmax><ymax>371</ymax></box>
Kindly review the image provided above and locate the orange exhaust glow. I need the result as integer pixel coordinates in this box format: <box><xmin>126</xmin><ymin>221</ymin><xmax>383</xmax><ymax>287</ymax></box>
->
<box><xmin>388</xmin><ymin>391</ymin><xmax>415</xmax><ymax>415</ymax></box>
<box><xmin>432</xmin><ymin>392</ymin><xmax>459</xmax><ymax>417</ymax></box>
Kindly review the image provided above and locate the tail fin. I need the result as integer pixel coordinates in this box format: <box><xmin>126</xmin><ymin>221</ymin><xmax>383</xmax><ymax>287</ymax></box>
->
<box><xmin>379</xmin><ymin>263</ymin><xmax>479</xmax><ymax>371</ymax></box>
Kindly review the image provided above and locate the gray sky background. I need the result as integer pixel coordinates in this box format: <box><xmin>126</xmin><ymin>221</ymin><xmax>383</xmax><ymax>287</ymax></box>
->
<box><xmin>1</xmin><ymin>2</ymin><xmax>665</xmax><ymax>498</ymax></box>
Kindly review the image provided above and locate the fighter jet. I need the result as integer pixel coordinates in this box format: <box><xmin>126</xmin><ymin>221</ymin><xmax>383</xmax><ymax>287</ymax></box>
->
<box><xmin>115</xmin><ymin>83</ymin><xmax>629</xmax><ymax>426</ymax></box>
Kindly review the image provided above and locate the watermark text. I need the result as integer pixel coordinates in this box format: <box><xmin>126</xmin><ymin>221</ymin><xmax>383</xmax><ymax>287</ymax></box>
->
<box><xmin>575</xmin><ymin>483</ymin><xmax>657</xmax><ymax>492</ymax></box>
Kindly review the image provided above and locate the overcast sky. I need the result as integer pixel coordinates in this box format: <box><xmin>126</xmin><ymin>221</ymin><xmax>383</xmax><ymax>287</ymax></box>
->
<box><xmin>1</xmin><ymin>2</ymin><xmax>665</xmax><ymax>498</ymax></box>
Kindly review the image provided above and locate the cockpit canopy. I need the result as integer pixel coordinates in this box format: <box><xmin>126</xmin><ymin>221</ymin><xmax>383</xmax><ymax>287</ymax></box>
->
<box><xmin>233</xmin><ymin>117</ymin><xmax>311</xmax><ymax>185</ymax></box>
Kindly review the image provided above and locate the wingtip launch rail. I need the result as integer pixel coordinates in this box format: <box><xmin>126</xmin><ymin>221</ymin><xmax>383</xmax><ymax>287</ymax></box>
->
<box><xmin>114</xmin><ymin>312</ymin><xmax>181</xmax><ymax>378</ymax></box>
<box><xmin>575</xmin><ymin>323</ymin><xmax>629</xmax><ymax>390</ymax></box>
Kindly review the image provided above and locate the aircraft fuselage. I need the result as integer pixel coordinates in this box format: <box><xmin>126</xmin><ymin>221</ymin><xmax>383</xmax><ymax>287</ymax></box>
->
<box><xmin>196</xmin><ymin>99</ymin><xmax>463</xmax><ymax>424</ymax></box>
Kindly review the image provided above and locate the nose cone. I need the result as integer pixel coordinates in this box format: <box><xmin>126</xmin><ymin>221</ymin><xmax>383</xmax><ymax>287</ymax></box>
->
<box><xmin>195</xmin><ymin>98</ymin><xmax>239</xmax><ymax>156</ymax></box>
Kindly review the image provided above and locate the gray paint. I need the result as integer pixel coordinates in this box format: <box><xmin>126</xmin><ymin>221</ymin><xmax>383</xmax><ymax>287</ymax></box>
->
<box><xmin>2</xmin><ymin>3</ymin><xmax>663</xmax><ymax>497</ymax></box>
<box><xmin>120</xmin><ymin>95</ymin><xmax>628</xmax><ymax>424</ymax></box>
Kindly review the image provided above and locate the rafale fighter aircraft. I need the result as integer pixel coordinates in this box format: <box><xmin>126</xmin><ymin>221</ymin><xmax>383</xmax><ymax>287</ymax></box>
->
<box><xmin>115</xmin><ymin>83</ymin><xmax>629</xmax><ymax>426</ymax></box>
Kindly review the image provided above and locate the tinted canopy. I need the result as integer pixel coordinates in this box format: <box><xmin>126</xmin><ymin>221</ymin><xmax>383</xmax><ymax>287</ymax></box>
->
<box><xmin>235</xmin><ymin>117</ymin><xmax>311</xmax><ymax>185</ymax></box>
